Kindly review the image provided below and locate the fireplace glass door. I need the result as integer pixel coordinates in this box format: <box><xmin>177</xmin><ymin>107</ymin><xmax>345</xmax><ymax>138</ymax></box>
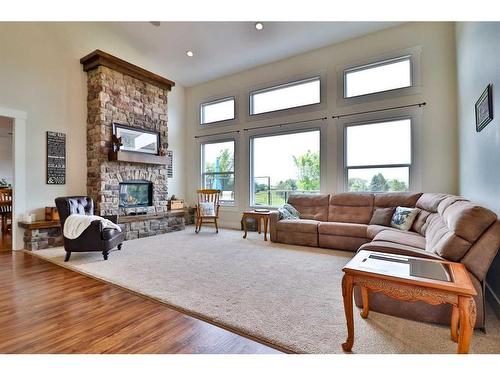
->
<box><xmin>119</xmin><ymin>181</ymin><xmax>153</xmax><ymax>208</ymax></box>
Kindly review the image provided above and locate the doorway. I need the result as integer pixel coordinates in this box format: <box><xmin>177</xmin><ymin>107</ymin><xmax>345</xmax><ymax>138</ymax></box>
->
<box><xmin>0</xmin><ymin>116</ymin><xmax>13</xmax><ymax>251</ymax></box>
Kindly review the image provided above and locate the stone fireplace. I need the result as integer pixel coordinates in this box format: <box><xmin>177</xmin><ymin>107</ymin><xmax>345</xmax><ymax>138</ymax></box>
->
<box><xmin>81</xmin><ymin>50</ymin><xmax>186</xmax><ymax>240</ymax></box>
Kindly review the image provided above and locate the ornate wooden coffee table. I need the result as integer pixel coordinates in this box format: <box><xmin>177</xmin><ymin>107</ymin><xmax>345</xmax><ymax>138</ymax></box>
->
<box><xmin>341</xmin><ymin>250</ymin><xmax>477</xmax><ymax>354</ymax></box>
<box><xmin>242</xmin><ymin>210</ymin><xmax>273</xmax><ymax>241</ymax></box>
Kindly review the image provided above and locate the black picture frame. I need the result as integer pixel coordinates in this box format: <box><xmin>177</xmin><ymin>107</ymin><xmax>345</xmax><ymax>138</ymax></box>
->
<box><xmin>112</xmin><ymin>122</ymin><xmax>161</xmax><ymax>155</ymax></box>
<box><xmin>475</xmin><ymin>84</ymin><xmax>493</xmax><ymax>132</ymax></box>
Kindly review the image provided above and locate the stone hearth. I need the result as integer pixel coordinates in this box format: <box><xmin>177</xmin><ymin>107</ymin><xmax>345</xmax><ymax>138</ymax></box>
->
<box><xmin>81</xmin><ymin>50</ymin><xmax>184</xmax><ymax>239</ymax></box>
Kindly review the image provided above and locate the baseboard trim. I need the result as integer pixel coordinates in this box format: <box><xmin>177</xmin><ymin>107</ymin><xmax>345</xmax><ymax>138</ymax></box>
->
<box><xmin>485</xmin><ymin>281</ymin><xmax>500</xmax><ymax>320</ymax></box>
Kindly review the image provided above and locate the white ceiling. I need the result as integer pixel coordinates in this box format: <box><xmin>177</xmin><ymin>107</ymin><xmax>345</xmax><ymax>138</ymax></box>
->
<box><xmin>104</xmin><ymin>22</ymin><xmax>402</xmax><ymax>87</ymax></box>
<box><xmin>0</xmin><ymin>116</ymin><xmax>13</xmax><ymax>138</ymax></box>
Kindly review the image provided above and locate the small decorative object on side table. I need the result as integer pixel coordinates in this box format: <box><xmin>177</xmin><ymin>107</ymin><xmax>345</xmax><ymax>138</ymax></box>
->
<box><xmin>242</xmin><ymin>209</ymin><xmax>274</xmax><ymax>241</ymax></box>
<box><xmin>341</xmin><ymin>250</ymin><xmax>477</xmax><ymax>354</ymax></box>
<box><xmin>168</xmin><ymin>195</ymin><xmax>184</xmax><ymax>210</ymax></box>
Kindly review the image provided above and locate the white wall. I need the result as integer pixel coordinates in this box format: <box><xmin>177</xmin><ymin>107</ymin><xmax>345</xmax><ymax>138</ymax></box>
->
<box><xmin>0</xmin><ymin>23</ymin><xmax>186</xmax><ymax>223</ymax></box>
<box><xmin>185</xmin><ymin>22</ymin><xmax>458</xmax><ymax>228</ymax></box>
<box><xmin>455</xmin><ymin>22</ymin><xmax>500</xmax><ymax>307</ymax></box>
<box><xmin>456</xmin><ymin>23</ymin><xmax>500</xmax><ymax>214</ymax></box>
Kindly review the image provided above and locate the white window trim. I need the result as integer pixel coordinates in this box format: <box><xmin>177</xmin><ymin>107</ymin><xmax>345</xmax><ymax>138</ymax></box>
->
<box><xmin>337</xmin><ymin>109</ymin><xmax>423</xmax><ymax>193</ymax></box>
<box><xmin>248</xmin><ymin>123</ymin><xmax>326</xmax><ymax>209</ymax></box>
<box><xmin>336</xmin><ymin>46</ymin><xmax>422</xmax><ymax>107</ymax></box>
<box><xmin>246</xmin><ymin>71</ymin><xmax>327</xmax><ymax>123</ymax></box>
<box><xmin>199</xmin><ymin>137</ymin><xmax>237</xmax><ymax>207</ymax></box>
<box><xmin>198</xmin><ymin>94</ymin><xmax>238</xmax><ymax>129</ymax></box>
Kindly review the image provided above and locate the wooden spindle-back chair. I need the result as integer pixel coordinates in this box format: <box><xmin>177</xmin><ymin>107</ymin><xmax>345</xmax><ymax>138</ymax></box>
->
<box><xmin>0</xmin><ymin>188</ymin><xmax>13</xmax><ymax>234</ymax></box>
<box><xmin>195</xmin><ymin>189</ymin><xmax>221</xmax><ymax>233</ymax></box>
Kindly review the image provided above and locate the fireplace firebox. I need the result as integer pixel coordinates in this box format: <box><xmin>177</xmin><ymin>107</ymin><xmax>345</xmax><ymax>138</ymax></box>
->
<box><xmin>119</xmin><ymin>180</ymin><xmax>153</xmax><ymax>208</ymax></box>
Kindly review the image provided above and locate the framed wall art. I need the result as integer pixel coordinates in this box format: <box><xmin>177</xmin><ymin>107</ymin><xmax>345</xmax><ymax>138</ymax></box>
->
<box><xmin>475</xmin><ymin>84</ymin><xmax>493</xmax><ymax>132</ymax></box>
<box><xmin>46</xmin><ymin>131</ymin><xmax>66</xmax><ymax>185</ymax></box>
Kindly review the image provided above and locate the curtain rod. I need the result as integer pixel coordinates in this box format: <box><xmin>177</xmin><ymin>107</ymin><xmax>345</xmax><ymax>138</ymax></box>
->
<box><xmin>243</xmin><ymin>117</ymin><xmax>328</xmax><ymax>132</ymax></box>
<box><xmin>331</xmin><ymin>102</ymin><xmax>426</xmax><ymax>120</ymax></box>
<box><xmin>194</xmin><ymin>130</ymin><xmax>240</xmax><ymax>139</ymax></box>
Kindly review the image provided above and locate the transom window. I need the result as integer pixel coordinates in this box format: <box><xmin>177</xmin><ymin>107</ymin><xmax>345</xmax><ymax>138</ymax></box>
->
<box><xmin>249</xmin><ymin>76</ymin><xmax>321</xmax><ymax>115</ymax></box>
<box><xmin>344</xmin><ymin>55</ymin><xmax>412</xmax><ymax>98</ymax></box>
<box><xmin>200</xmin><ymin>97</ymin><xmax>235</xmax><ymax>125</ymax></box>
<box><xmin>250</xmin><ymin>130</ymin><xmax>320</xmax><ymax>206</ymax></box>
<box><xmin>345</xmin><ymin>119</ymin><xmax>411</xmax><ymax>192</ymax></box>
<box><xmin>201</xmin><ymin>140</ymin><xmax>235</xmax><ymax>204</ymax></box>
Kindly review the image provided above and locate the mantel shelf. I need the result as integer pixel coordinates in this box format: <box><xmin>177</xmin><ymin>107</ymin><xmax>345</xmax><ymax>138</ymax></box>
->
<box><xmin>108</xmin><ymin>150</ymin><xmax>168</xmax><ymax>165</ymax></box>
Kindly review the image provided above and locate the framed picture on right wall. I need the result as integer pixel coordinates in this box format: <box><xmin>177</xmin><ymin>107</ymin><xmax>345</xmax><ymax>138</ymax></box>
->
<box><xmin>475</xmin><ymin>84</ymin><xmax>493</xmax><ymax>132</ymax></box>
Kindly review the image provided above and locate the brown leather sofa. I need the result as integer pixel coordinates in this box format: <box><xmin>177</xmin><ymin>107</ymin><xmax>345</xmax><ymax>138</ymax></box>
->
<box><xmin>269</xmin><ymin>192</ymin><xmax>500</xmax><ymax>329</ymax></box>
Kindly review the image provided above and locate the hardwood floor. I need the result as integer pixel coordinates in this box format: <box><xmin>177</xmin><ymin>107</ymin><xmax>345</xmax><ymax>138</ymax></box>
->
<box><xmin>0</xmin><ymin>251</ymin><xmax>281</xmax><ymax>354</ymax></box>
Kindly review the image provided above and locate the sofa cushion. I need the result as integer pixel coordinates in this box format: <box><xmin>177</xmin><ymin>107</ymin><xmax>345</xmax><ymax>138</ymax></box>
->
<box><xmin>288</xmin><ymin>194</ymin><xmax>330</xmax><ymax>221</ymax></box>
<box><xmin>369</xmin><ymin>207</ymin><xmax>395</xmax><ymax>226</ymax></box>
<box><xmin>437</xmin><ymin>195</ymin><xmax>468</xmax><ymax>215</ymax></box>
<box><xmin>373</xmin><ymin>229</ymin><xmax>426</xmax><ymax>249</ymax></box>
<box><xmin>442</xmin><ymin>201</ymin><xmax>497</xmax><ymax>243</ymax></box>
<box><xmin>424</xmin><ymin>200</ymin><xmax>497</xmax><ymax>262</ymax></box>
<box><xmin>425</xmin><ymin>214</ymin><xmax>472</xmax><ymax>261</ymax></box>
<box><xmin>276</xmin><ymin>231</ymin><xmax>318</xmax><ymax>247</ymax></box>
<box><xmin>318</xmin><ymin>222</ymin><xmax>368</xmax><ymax>238</ymax></box>
<box><xmin>367</xmin><ymin>225</ymin><xmax>389</xmax><ymax>239</ymax></box>
<box><xmin>319</xmin><ymin>235</ymin><xmax>370</xmax><ymax>252</ymax></box>
<box><xmin>283</xmin><ymin>203</ymin><xmax>300</xmax><ymax>218</ymax></box>
<box><xmin>390</xmin><ymin>206</ymin><xmax>420</xmax><ymax>231</ymax></box>
<box><xmin>278</xmin><ymin>207</ymin><xmax>299</xmax><ymax>220</ymax></box>
<box><xmin>276</xmin><ymin>219</ymin><xmax>319</xmax><ymax>234</ymax></box>
<box><xmin>411</xmin><ymin>209</ymin><xmax>431</xmax><ymax>235</ymax></box>
<box><xmin>415</xmin><ymin>193</ymin><xmax>448</xmax><ymax>212</ymax></box>
<box><xmin>461</xmin><ymin>220</ymin><xmax>500</xmax><ymax>281</ymax></box>
<box><xmin>359</xmin><ymin>241</ymin><xmax>443</xmax><ymax>260</ymax></box>
<box><xmin>373</xmin><ymin>192</ymin><xmax>422</xmax><ymax>208</ymax></box>
<box><xmin>328</xmin><ymin>193</ymin><xmax>373</xmax><ymax>224</ymax></box>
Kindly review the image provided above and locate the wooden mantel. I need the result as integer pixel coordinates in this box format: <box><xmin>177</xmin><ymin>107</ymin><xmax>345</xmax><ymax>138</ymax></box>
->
<box><xmin>80</xmin><ymin>49</ymin><xmax>175</xmax><ymax>91</ymax></box>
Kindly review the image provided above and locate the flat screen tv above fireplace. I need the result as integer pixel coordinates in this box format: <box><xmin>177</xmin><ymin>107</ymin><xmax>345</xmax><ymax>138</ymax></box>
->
<box><xmin>119</xmin><ymin>180</ymin><xmax>153</xmax><ymax>208</ymax></box>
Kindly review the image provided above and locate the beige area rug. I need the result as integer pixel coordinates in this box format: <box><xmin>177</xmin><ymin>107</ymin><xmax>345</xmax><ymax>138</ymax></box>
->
<box><xmin>31</xmin><ymin>228</ymin><xmax>500</xmax><ymax>354</ymax></box>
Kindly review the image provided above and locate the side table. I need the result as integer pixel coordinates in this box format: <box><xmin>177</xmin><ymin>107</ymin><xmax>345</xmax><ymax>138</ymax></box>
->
<box><xmin>241</xmin><ymin>210</ymin><xmax>273</xmax><ymax>241</ymax></box>
<box><xmin>341</xmin><ymin>250</ymin><xmax>477</xmax><ymax>354</ymax></box>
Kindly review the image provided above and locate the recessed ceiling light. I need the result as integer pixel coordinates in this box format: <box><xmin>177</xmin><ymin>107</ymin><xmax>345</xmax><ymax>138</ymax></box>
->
<box><xmin>255</xmin><ymin>22</ymin><xmax>264</xmax><ymax>31</ymax></box>
<box><xmin>186</xmin><ymin>50</ymin><xmax>194</xmax><ymax>57</ymax></box>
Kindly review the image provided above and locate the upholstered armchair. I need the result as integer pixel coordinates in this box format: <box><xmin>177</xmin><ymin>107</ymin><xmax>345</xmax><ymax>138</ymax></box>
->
<box><xmin>55</xmin><ymin>196</ymin><xmax>124</xmax><ymax>262</ymax></box>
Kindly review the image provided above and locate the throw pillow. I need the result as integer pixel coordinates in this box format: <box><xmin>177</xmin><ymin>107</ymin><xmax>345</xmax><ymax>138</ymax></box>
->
<box><xmin>390</xmin><ymin>206</ymin><xmax>420</xmax><ymax>231</ymax></box>
<box><xmin>278</xmin><ymin>207</ymin><xmax>299</xmax><ymax>220</ymax></box>
<box><xmin>199</xmin><ymin>202</ymin><xmax>215</xmax><ymax>216</ymax></box>
<box><xmin>369</xmin><ymin>207</ymin><xmax>395</xmax><ymax>226</ymax></box>
<box><xmin>283</xmin><ymin>203</ymin><xmax>300</xmax><ymax>218</ymax></box>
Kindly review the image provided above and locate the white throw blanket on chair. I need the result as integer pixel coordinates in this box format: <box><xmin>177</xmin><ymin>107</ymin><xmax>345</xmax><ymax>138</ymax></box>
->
<box><xmin>63</xmin><ymin>214</ymin><xmax>122</xmax><ymax>240</ymax></box>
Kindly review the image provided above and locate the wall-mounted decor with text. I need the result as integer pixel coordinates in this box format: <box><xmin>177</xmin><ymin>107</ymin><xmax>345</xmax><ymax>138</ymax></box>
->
<box><xmin>475</xmin><ymin>84</ymin><xmax>493</xmax><ymax>132</ymax></box>
<box><xmin>46</xmin><ymin>131</ymin><xmax>66</xmax><ymax>184</ymax></box>
<box><xmin>166</xmin><ymin>150</ymin><xmax>173</xmax><ymax>178</ymax></box>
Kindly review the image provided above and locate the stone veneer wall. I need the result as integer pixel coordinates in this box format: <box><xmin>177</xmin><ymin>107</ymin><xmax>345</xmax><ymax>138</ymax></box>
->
<box><xmin>121</xmin><ymin>213</ymin><xmax>186</xmax><ymax>241</ymax></box>
<box><xmin>86</xmin><ymin>66</ymin><xmax>169</xmax><ymax>216</ymax></box>
<box><xmin>24</xmin><ymin>227</ymin><xmax>63</xmax><ymax>250</ymax></box>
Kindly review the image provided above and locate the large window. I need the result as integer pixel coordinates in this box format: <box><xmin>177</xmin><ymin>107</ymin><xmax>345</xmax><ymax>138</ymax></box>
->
<box><xmin>201</xmin><ymin>140</ymin><xmax>235</xmax><ymax>203</ymax></box>
<box><xmin>251</xmin><ymin>130</ymin><xmax>320</xmax><ymax>206</ymax></box>
<box><xmin>345</xmin><ymin>119</ymin><xmax>411</xmax><ymax>192</ymax></box>
<box><xmin>200</xmin><ymin>97</ymin><xmax>235</xmax><ymax>125</ymax></box>
<box><xmin>249</xmin><ymin>77</ymin><xmax>321</xmax><ymax>115</ymax></box>
<box><xmin>344</xmin><ymin>55</ymin><xmax>411</xmax><ymax>98</ymax></box>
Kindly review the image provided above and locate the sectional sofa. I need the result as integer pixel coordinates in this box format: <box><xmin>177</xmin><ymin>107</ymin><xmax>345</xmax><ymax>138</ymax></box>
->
<box><xmin>269</xmin><ymin>192</ymin><xmax>500</xmax><ymax>328</ymax></box>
